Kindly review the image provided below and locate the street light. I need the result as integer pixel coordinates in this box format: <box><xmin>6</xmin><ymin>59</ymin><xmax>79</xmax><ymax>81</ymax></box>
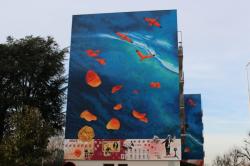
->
<box><xmin>246</xmin><ymin>62</ymin><xmax>250</xmax><ymax>113</ymax></box>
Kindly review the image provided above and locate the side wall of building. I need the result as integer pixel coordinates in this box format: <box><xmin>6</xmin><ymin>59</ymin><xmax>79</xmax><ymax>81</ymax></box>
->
<box><xmin>65</xmin><ymin>160</ymin><xmax>180</xmax><ymax>166</ymax></box>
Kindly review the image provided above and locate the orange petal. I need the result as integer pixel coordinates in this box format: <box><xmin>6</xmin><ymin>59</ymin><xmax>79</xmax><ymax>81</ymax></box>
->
<box><xmin>150</xmin><ymin>82</ymin><xmax>161</xmax><ymax>88</ymax></box>
<box><xmin>106</xmin><ymin>118</ymin><xmax>120</xmax><ymax>130</ymax></box>
<box><xmin>80</xmin><ymin>110</ymin><xmax>97</xmax><ymax>122</ymax></box>
<box><xmin>85</xmin><ymin>49</ymin><xmax>100</xmax><ymax>57</ymax></box>
<box><xmin>78</xmin><ymin>125</ymin><xmax>95</xmax><ymax>142</ymax></box>
<box><xmin>74</xmin><ymin>149</ymin><xmax>82</xmax><ymax>157</ymax></box>
<box><xmin>132</xmin><ymin>110</ymin><xmax>146</xmax><ymax>119</ymax></box>
<box><xmin>111</xmin><ymin>85</ymin><xmax>123</xmax><ymax>94</ymax></box>
<box><xmin>113</xmin><ymin>104</ymin><xmax>122</xmax><ymax>111</ymax></box>
<box><xmin>96</xmin><ymin>58</ymin><xmax>106</xmax><ymax>65</ymax></box>
<box><xmin>85</xmin><ymin>50</ymin><xmax>96</xmax><ymax>57</ymax></box>
<box><xmin>86</xmin><ymin>70</ymin><xmax>102</xmax><ymax>87</ymax></box>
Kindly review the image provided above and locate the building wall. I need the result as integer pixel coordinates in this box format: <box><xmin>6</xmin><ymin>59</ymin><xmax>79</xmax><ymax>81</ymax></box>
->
<box><xmin>65</xmin><ymin>160</ymin><xmax>180</xmax><ymax>166</ymax></box>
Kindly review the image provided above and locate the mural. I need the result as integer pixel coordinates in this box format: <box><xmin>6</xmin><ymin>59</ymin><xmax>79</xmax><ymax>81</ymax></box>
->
<box><xmin>65</xmin><ymin>10</ymin><xmax>180</xmax><ymax>160</ymax></box>
<box><xmin>182</xmin><ymin>94</ymin><xmax>204</xmax><ymax>161</ymax></box>
<box><xmin>64</xmin><ymin>138</ymin><xmax>181</xmax><ymax>160</ymax></box>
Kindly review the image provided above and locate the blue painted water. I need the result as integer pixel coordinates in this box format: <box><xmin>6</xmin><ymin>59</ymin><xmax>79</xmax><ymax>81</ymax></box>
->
<box><xmin>65</xmin><ymin>10</ymin><xmax>180</xmax><ymax>139</ymax></box>
<box><xmin>183</xmin><ymin>94</ymin><xmax>204</xmax><ymax>159</ymax></box>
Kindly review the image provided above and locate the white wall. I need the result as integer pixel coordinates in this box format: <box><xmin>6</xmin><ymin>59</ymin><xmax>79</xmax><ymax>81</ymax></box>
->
<box><xmin>65</xmin><ymin>160</ymin><xmax>180</xmax><ymax>166</ymax></box>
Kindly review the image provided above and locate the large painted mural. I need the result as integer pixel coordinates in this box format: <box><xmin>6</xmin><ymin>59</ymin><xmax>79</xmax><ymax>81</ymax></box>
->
<box><xmin>182</xmin><ymin>94</ymin><xmax>204</xmax><ymax>162</ymax></box>
<box><xmin>64</xmin><ymin>10</ymin><xmax>180</xmax><ymax>160</ymax></box>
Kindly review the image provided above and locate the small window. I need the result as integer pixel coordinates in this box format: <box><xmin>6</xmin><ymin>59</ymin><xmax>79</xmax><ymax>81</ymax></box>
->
<box><xmin>118</xmin><ymin>164</ymin><xmax>128</xmax><ymax>166</ymax></box>
<box><xmin>103</xmin><ymin>164</ymin><xmax>114</xmax><ymax>166</ymax></box>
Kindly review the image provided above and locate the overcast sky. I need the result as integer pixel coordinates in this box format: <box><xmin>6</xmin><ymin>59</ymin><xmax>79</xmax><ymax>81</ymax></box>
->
<box><xmin>1</xmin><ymin>0</ymin><xmax>250</xmax><ymax>165</ymax></box>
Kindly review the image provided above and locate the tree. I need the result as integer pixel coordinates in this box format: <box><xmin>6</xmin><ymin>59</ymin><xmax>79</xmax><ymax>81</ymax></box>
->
<box><xmin>212</xmin><ymin>147</ymin><xmax>246</xmax><ymax>166</ymax></box>
<box><xmin>0</xmin><ymin>36</ymin><xmax>67</xmax><ymax>142</ymax></box>
<box><xmin>212</xmin><ymin>133</ymin><xmax>250</xmax><ymax>166</ymax></box>
<box><xmin>0</xmin><ymin>106</ymin><xmax>52</xmax><ymax>166</ymax></box>
<box><xmin>237</xmin><ymin>132</ymin><xmax>250</xmax><ymax>162</ymax></box>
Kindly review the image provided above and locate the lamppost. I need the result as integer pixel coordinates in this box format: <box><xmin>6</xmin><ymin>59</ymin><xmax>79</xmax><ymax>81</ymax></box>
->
<box><xmin>246</xmin><ymin>62</ymin><xmax>250</xmax><ymax>112</ymax></box>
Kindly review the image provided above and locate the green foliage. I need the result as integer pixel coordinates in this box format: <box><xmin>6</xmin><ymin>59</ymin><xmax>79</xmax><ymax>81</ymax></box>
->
<box><xmin>0</xmin><ymin>36</ymin><xmax>67</xmax><ymax>165</ymax></box>
<box><xmin>0</xmin><ymin>106</ymin><xmax>52</xmax><ymax>166</ymax></box>
<box><xmin>0</xmin><ymin>36</ymin><xmax>67</xmax><ymax>141</ymax></box>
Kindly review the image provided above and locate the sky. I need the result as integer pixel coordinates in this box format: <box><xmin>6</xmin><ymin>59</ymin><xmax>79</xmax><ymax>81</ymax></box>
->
<box><xmin>1</xmin><ymin>0</ymin><xmax>250</xmax><ymax>165</ymax></box>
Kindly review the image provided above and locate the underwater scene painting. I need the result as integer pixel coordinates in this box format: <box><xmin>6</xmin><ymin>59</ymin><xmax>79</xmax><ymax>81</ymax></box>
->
<box><xmin>64</xmin><ymin>10</ymin><xmax>180</xmax><ymax>160</ymax></box>
<box><xmin>182</xmin><ymin>94</ymin><xmax>204</xmax><ymax>160</ymax></box>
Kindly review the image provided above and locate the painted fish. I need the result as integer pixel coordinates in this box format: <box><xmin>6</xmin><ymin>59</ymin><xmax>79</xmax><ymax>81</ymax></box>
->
<box><xmin>132</xmin><ymin>110</ymin><xmax>146</xmax><ymax>119</ymax></box>
<box><xmin>144</xmin><ymin>17</ymin><xmax>161</xmax><ymax>28</ymax></box>
<box><xmin>85</xmin><ymin>49</ymin><xmax>100</xmax><ymax>57</ymax></box>
<box><xmin>132</xmin><ymin>110</ymin><xmax>148</xmax><ymax>123</ymax></box>
<box><xmin>150</xmin><ymin>82</ymin><xmax>161</xmax><ymax>88</ymax></box>
<box><xmin>187</xmin><ymin>99</ymin><xmax>196</xmax><ymax>107</ymax></box>
<box><xmin>95</xmin><ymin>58</ymin><xmax>106</xmax><ymax>65</ymax></box>
<box><xmin>113</xmin><ymin>104</ymin><xmax>122</xmax><ymax>111</ymax></box>
<box><xmin>136</xmin><ymin>50</ymin><xmax>155</xmax><ymax>61</ymax></box>
<box><xmin>116</xmin><ymin>32</ymin><xmax>133</xmax><ymax>43</ymax></box>
<box><xmin>111</xmin><ymin>85</ymin><xmax>123</xmax><ymax>94</ymax></box>
<box><xmin>85</xmin><ymin>70</ymin><xmax>102</xmax><ymax>87</ymax></box>
<box><xmin>80</xmin><ymin>110</ymin><xmax>97</xmax><ymax>122</ymax></box>
<box><xmin>106</xmin><ymin>118</ymin><xmax>120</xmax><ymax>130</ymax></box>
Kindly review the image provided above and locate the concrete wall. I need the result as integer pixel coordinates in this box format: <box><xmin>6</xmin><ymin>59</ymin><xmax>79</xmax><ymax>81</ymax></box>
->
<box><xmin>65</xmin><ymin>160</ymin><xmax>180</xmax><ymax>166</ymax></box>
